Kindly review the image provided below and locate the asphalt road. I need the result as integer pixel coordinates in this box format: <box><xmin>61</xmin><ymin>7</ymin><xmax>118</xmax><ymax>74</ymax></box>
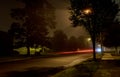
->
<box><xmin>0</xmin><ymin>53</ymin><xmax>92</xmax><ymax>77</ymax></box>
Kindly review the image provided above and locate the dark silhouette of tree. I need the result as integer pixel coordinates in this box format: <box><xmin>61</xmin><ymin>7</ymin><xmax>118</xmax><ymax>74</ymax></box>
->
<box><xmin>77</xmin><ymin>36</ymin><xmax>90</xmax><ymax>49</ymax></box>
<box><xmin>68</xmin><ymin>36</ymin><xmax>78</xmax><ymax>51</ymax></box>
<box><xmin>8</xmin><ymin>22</ymin><xmax>25</xmax><ymax>48</ymax></box>
<box><xmin>68</xmin><ymin>36</ymin><xmax>90</xmax><ymax>51</ymax></box>
<box><xmin>52</xmin><ymin>30</ymin><xmax>68</xmax><ymax>51</ymax></box>
<box><xmin>10</xmin><ymin>0</ymin><xmax>56</xmax><ymax>56</ymax></box>
<box><xmin>69</xmin><ymin>0</ymin><xmax>119</xmax><ymax>60</ymax></box>
<box><xmin>0</xmin><ymin>31</ymin><xmax>13</xmax><ymax>56</ymax></box>
<box><xmin>103</xmin><ymin>21</ymin><xmax>120</xmax><ymax>53</ymax></box>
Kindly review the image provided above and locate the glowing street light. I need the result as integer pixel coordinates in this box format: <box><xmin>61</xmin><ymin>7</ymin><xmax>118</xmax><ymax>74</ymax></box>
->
<box><xmin>83</xmin><ymin>8</ymin><xmax>92</xmax><ymax>15</ymax></box>
<box><xmin>87</xmin><ymin>37</ymin><xmax>91</xmax><ymax>41</ymax></box>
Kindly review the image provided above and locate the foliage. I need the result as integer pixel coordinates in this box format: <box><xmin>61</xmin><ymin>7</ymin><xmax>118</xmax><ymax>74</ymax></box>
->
<box><xmin>8</xmin><ymin>22</ymin><xmax>26</xmax><ymax>48</ymax></box>
<box><xmin>51</xmin><ymin>30</ymin><xmax>89</xmax><ymax>51</ymax></box>
<box><xmin>67</xmin><ymin>36</ymin><xmax>89</xmax><ymax>50</ymax></box>
<box><xmin>52</xmin><ymin>30</ymin><xmax>68</xmax><ymax>51</ymax></box>
<box><xmin>10</xmin><ymin>0</ymin><xmax>56</xmax><ymax>55</ymax></box>
<box><xmin>69</xmin><ymin>0</ymin><xmax>119</xmax><ymax>60</ymax></box>
<box><xmin>0</xmin><ymin>31</ymin><xmax>13</xmax><ymax>56</ymax></box>
<box><xmin>69</xmin><ymin>0</ymin><xmax>118</xmax><ymax>32</ymax></box>
<box><xmin>68</xmin><ymin>36</ymin><xmax>78</xmax><ymax>50</ymax></box>
<box><xmin>77</xmin><ymin>36</ymin><xmax>90</xmax><ymax>49</ymax></box>
<box><xmin>103</xmin><ymin>21</ymin><xmax>120</xmax><ymax>48</ymax></box>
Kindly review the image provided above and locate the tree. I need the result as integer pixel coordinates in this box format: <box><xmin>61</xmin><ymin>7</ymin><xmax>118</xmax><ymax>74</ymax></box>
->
<box><xmin>68</xmin><ymin>36</ymin><xmax>78</xmax><ymax>51</ymax></box>
<box><xmin>10</xmin><ymin>0</ymin><xmax>56</xmax><ymax>56</ymax></box>
<box><xmin>69</xmin><ymin>0</ymin><xmax>119</xmax><ymax>60</ymax></box>
<box><xmin>8</xmin><ymin>22</ymin><xmax>25</xmax><ymax>48</ymax></box>
<box><xmin>103</xmin><ymin>21</ymin><xmax>120</xmax><ymax>53</ymax></box>
<box><xmin>77</xmin><ymin>36</ymin><xmax>90</xmax><ymax>49</ymax></box>
<box><xmin>67</xmin><ymin>36</ymin><xmax>89</xmax><ymax>51</ymax></box>
<box><xmin>52</xmin><ymin>30</ymin><xmax>68</xmax><ymax>51</ymax></box>
<box><xmin>0</xmin><ymin>31</ymin><xmax>13</xmax><ymax>56</ymax></box>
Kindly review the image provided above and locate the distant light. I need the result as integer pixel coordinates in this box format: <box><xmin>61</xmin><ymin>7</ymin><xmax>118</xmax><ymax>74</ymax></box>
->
<box><xmin>87</xmin><ymin>38</ymin><xmax>91</xmax><ymax>41</ymax></box>
<box><xmin>96</xmin><ymin>48</ymin><xmax>101</xmax><ymax>53</ymax></box>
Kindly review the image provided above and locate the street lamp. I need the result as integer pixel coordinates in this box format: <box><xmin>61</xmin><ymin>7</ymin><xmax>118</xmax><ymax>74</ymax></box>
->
<box><xmin>86</xmin><ymin>37</ymin><xmax>92</xmax><ymax>48</ymax></box>
<box><xmin>87</xmin><ymin>37</ymin><xmax>91</xmax><ymax>41</ymax></box>
<box><xmin>83</xmin><ymin>8</ymin><xmax>92</xmax><ymax>15</ymax></box>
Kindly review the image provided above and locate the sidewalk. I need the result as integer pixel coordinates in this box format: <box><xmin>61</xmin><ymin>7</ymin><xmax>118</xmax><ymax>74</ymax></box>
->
<box><xmin>102</xmin><ymin>53</ymin><xmax>114</xmax><ymax>60</ymax></box>
<box><xmin>93</xmin><ymin>53</ymin><xmax>120</xmax><ymax>77</ymax></box>
<box><xmin>102</xmin><ymin>53</ymin><xmax>120</xmax><ymax>60</ymax></box>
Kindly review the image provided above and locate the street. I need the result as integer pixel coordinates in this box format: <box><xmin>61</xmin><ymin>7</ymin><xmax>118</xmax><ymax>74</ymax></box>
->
<box><xmin>0</xmin><ymin>53</ymin><xmax>92</xmax><ymax>77</ymax></box>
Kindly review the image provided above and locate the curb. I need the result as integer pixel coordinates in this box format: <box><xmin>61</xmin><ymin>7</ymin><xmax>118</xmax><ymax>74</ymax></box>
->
<box><xmin>0</xmin><ymin>57</ymin><xmax>31</xmax><ymax>63</ymax></box>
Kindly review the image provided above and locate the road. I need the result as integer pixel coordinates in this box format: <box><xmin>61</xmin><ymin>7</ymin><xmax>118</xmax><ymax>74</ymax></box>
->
<box><xmin>0</xmin><ymin>53</ymin><xmax>92</xmax><ymax>77</ymax></box>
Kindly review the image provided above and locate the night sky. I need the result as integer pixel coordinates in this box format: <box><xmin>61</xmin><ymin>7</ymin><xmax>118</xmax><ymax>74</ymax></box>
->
<box><xmin>3</xmin><ymin>0</ymin><xmax>120</xmax><ymax>38</ymax></box>
<box><xmin>0</xmin><ymin>0</ymin><xmax>16</xmax><ymax>31</ymax></box>
<box><xmin>0</xmin><ymin>0</ymin><xmax>25</xmax><ymax>31</ymax></box>
<box><xmin>49</xmin><ymin>0</ymin><xmax>88</xmax><ymax>37</ymax></box>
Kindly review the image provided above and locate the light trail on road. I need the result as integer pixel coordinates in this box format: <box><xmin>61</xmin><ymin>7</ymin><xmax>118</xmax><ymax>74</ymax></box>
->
<box><xmin>54</xmin><ymin>49</ymin><xmax>93</xmax><ymax>55</ymax></box>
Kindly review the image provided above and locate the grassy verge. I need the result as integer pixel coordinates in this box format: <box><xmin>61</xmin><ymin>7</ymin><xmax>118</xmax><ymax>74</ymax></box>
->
<box><xmin>52</xmin><ymin>59</ymin><xmax>100</xmax><ymax>77</ymax></box>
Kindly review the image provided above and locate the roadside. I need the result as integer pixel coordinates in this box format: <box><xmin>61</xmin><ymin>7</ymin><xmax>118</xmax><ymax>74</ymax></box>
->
<box><xmin>0</xmin><ymin>53</ymin><xmax>92</xmax><ymax>77</ymax></box>
<box><xmin>0</xmin><ymin>56</ymin><xmax>31</xmax><ymax>63</ymax></box>
<box><xmin>93</xmin><ymin>60</ymin><xmax>120</xmax><ymax>77</ymax></box>
<box><xmin>1</xmin><ymin>52</ymin><xmax>120</xmax><ymax>77</ymax></box>
<box><xmin>0</xmin><ymin>52</ymin><xmax>91</xmax><ymax>63</ymax></box>
<box><xmin>52</xmin><ymin>58</ymin><xmax>100</xmax><ymax>77</ymax></box>
<box><xmin>0</xmin><ymin>52</ymin><xmax>59</xmax><ymax>63</ymax></box>
<box><xmin>52</xmin><ymin>52</ymin><xmax>120</xmax><ymax>77</ymax></box>
<box><xmin>93</xmin><ymin>53</ymin><xmax>120</xmax><ymax>77</ymax></box>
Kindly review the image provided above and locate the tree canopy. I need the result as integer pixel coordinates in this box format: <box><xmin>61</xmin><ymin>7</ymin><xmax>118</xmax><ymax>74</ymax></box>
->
<box><xmin>52</xmin><ymin>30</ymin><xmax>68</xmax><ymax>51</ymax></box>
<box><xmin>69</xmin><ymin>0</ymin><xmax>119</xmax><ymax>60</ymax></box>
<box><xmin>103</xmin><ymin>21</ymin><xmax>120</xmax><ymax>48</ymax></box>
<box><xmin>10</xmin><ymin>0</ymin><xmax>56</xmax><ymax>55</ymax></box>
<box><xmin>69</xmin><ymin>0</ymin><xmax>119</xmax><ymax>37</ymax></box>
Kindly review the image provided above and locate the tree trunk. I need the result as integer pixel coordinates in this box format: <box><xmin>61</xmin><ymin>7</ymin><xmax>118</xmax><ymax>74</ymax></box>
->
<box><xmin>26</xmin><ymin>36</ymin><xmax>30</xmax><ymax>56</ymax></box>
<box><xmin>115</xmin><ymin>46</ymin><xmax>118</xmax><ymax>54</ymax></box>
<box><xmin>27</xmin><ymin>46</ymin><xmax>30</xmax><ymax>56</ymax></box>
<box><xmin>91</xmin><ymin>35</ymin><xmax>96</xmax><ymax>61</ymax></box>
<box><xmin>100</xmin><ymin>32</ymin><xmax>103</xmax><ymax>56</ymax></box>
<box><xmin>101</xmin><ymin>44</ymin><xmax>103</xmax><ymax>55</ymax></box>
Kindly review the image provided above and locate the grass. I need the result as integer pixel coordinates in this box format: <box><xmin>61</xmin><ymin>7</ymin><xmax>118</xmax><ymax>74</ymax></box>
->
<box><xmin>6</xmin><ymin>67</ymin><xmax>64</xmax><ymax>77</ymax></box>
<box><xmin>52</xmin><ymin>59</ymin><xmax>100</xmax><ymax>77</ymax></box>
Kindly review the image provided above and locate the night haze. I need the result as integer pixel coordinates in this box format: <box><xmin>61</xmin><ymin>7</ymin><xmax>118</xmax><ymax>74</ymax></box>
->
<box><xmin>0</xmin><ymin>0</ymin><xmax>88</xmax><ymax>37</ymax></box>
<box><xmin>0</xmin><ymin>0</ymin><xmax>120</xmax><ymax>77</ymax></box>
<box><xmin>0</xmin><ymin>0</ymin><xmax>25</xmax><ymax>31</ymax></box>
